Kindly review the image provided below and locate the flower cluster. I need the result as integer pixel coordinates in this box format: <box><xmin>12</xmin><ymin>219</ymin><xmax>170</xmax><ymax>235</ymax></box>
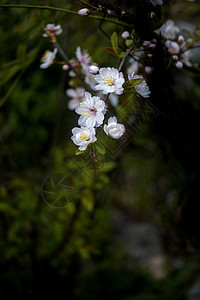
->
<box><xmin>71</xmin><ymin>90</ymin><xmax>125</xmax><ymax>151</ymax></box>
<box><xmin>155</xmin><ymin>19</ymin><xmax>198</xmax><ymax>68</ymax></box>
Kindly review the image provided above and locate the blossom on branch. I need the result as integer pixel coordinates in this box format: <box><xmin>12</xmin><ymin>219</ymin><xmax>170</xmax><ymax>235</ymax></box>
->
<box><xmin>165</xmin><ymin>40</ymin><xmax>180</xmax><ymax>54</ymax></box>
<box><xmin>40</xmin><ymin>49</ymin><xmax>57</xmax><ymax>69</ymax></box>
<box><xmin>71</xmin><ymin>127</ymin><xmax>97</xmax><ymax>151</ymax></box>
<box><xmin>104</xmin><ymin>117</ymin><xmax>125</xmax><ymax>139</ymax></box>
<box><xmin>43</xmin><ymin>24</ymin><xmax>62</xmax><ymax>37</ymax></box>
<box><xmin>155</xmin><ymin>20</ymin><xmax>180</xmax><ymax>40</ymax></box>
<box><xmin>122</xmin><ymin>31</ymin><xmax>130</xmax><ymax>39</ymax></box>
<box><xmin>88</xmin><ymin>65</ymin><xmax>99</xmax><ymax>74</ymax></box>
<box><xmin>75</xmin><ymin>47</ymin><xmax>91</xmax><ymax>66</ymax></box>
<box><xmin>128</xmin><ymin>73</ymin><xmax>151</xmax><ymax>98</ymax></box>
<box><xmin>66</xmin><ymin>87</ymin><xmax>86</xmax><ymax>110</ymax></box>
<box><xmin>75</xmin><ymin>92</ymin><xmax>105</xmax><ymax>128</ymax></box>
<box><xmin>94</xmin><ymin>67</ymin><xmax>125</xmax><ymax>95</ymax></box>
<box><xmin>78</xmin><ymin>8</ymin><xmax>90</xmax><ymax>16</ymax></box>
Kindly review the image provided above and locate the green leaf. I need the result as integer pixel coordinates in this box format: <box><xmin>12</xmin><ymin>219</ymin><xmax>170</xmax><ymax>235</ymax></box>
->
<box><xmin>125</xmin><ymin>39</ymin><xmax>133</xmax><ymax>47</ymax></box>
<box><xmin>119</xmin><ymin>51</ymin><xmax>126</xmax><ymax>58</ymax></box>
<box><xmin>195</xmin><ymin>30</ymin><xmax>200</xmax><ymax>38</ymax></box>
<box><xmin>75</xmin><ymin>149</ymin><xmax>88</xmax><ymax>155</ymax></box>
<box><xmin>130</xmin><ymin>29</ymin><xmax>135</xmax><ymax>40</ymax></box>
<box><xmin>95</xmin><ymin>142</ymin><xmax>106</xmax><ymax>155</ymax></box>
<box><xmin>123</xmin><ymin>78</ymin><xmax>144</xmax><ymax>93</ymax></box>
<box><xmin>111</xmin><ymin>32</ymin><xmax>119</xmax><ymax>55</ymax></box>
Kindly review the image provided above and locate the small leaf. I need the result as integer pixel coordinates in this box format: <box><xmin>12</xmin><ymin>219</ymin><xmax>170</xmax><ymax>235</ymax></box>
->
<box><xmin>95</xmin><ymin>142</ymin><xmax>106</xmax><ymax>155</ymax></box>
<box><xmin>75</xmin><ymin>149</ymin><xmax>87</xmax><ymax>155</ymax></box>
<box><xmin>125</xmin><ymin>39</ymin><xmax>133</xmax><ymax>47</ymax></box>
<box><xmin>119</xmin><ymin>52</ymin><xmax>126</xmax><ymax>58</ymax></box>
<box><xmin>111</xmin><ymin>32</ymin><xmax>119</xmax><ymax>55</ymax></box>
<box><xmin>130</xmin><ymin>29</ymin><xmax>135</xmax><ymax>40</ymax></box>
<box><xmin>123</xmin><ymin>78</ymin><xmax>144</xmax><ymax>91</ymax></box>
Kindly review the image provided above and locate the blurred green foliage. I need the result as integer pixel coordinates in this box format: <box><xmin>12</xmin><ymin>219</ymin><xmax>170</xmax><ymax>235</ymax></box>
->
<box><xmin>1</xmin><ymin>0</ymin><xmax>200</xmax><ymax>298</ymax></box>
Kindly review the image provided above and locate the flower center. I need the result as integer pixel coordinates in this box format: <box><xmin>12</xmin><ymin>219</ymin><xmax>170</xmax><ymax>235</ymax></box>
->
<box><xmin>89</xmin><ymin>107</ymin><xmax>97</xmax><ymax>115</ymax></box>
<box><xmin>80</xmin><ymin>134</ymin><xmax>90</xmax><ymax>141</ymax></box>
<box><xmin>103</xmin><ymin>74</ymin><xmax>115</xmax><ymax>86</ymax></box>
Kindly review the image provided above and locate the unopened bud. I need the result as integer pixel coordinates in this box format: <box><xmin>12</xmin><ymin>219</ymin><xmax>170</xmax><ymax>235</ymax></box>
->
<box><xmin>178</xmin><ymin>35</ymin><xmax>184</xmax><ymax>43</ymax></box>
<box><xmin>78</xmin><ymin>8</ymin><xmax>90</xmax><ymax>16</ymax></box>
<box><xmin>145</xmin><ymin>66</ymin><xmax>153</xmax><ymax>74</ymax></box>
<box><xmin>172</xmin><ymin>55</ymin><xmax>178</xmax><ymax>61</ymax></box>
<box><xmin>88</xmin><ymin>65</ymin><xmax>99</xmax><ymax>74</ymax></box>
<box><xmin>176</xmin><ymin>61</ymin><xmax>183</xmax><ymax>69</ymax></box>
<box><xmin>62</xmin><ymin>64</ymin><xmax>69</xmax><ymax>70</ymax></box>
<box><xmin>122</xmin><ymin>31</ymin><xmax>130</xmax><ymax>39</ymax></box>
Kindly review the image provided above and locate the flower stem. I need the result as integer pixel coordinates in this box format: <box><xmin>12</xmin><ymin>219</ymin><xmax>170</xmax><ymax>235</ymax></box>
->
<box><xmin>118</xmin><ymin>43</ymin><xmax>135</xmax><ymax>72</ymax></box>
<box><xmin>53</xmin><ymin>42</ymin><xmax>90</xmax><ymax>91</ymax></box>
<box><xmin>0</xmin><ymin>4</ymin><xmax>128</xmax><ymax>27</ymax></box>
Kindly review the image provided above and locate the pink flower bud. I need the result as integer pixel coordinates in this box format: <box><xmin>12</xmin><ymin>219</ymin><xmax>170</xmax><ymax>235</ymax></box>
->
<box><xmin>172</xmin><ymin>55</ymin><xmax>178</xmax><ymax>61</ymax></box>
<box><xmin>149</xmin><ymin>43</ymin><xmax>156</xmax><ymax>49</ymax></box>
<box><xmin>88</xmin><ymin>65</ymin><xmax>99</xmax><ymax>74</ymax></box>
<box><xmin>122</xmin><ymin>31</ymin><xmax>130</xmax><ymax>39</ymax></box>
<box><xmin>78</xmin><ymin>8</ymin><xmax>89</xmax><ymax>16</ymax></box>
<box><xmin>145</xmin><ymin>66</ymin><xmax>153</xmax><ymax>74</ymax></box>
<box><xmin>176</xmin><ymin>61</ymin><xmax>183</xmax><ymax>69</ymax></box>
<box><xmin>178</xmin><ymin>35</ymin><xmax>184</xmax><ymax>43</ymax></box>
<box><xmin>143</xmin><ymin>40</ymin><xmax>151</xmax><ymax>47</ymax></box>
<box><xmin>62</xmin><ymin>64</ymin><xmax>69</xmax><ymax>70</ymax></box>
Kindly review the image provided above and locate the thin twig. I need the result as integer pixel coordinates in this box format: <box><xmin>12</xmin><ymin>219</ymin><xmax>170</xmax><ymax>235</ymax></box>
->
<box><xmin>0</xmin><ymin>4</ymin><xmax>128</xmax><ymax>27</ymax></box>
<box><xmin>79</xmin><ymin>0</ymin><xmax>98</xmax><ymax>10</ymax></box>
<box><xmin>53</xmin><ymin>42</ymin><xmax>91</xmax><ymax>92</ymax></box>
<box><xmin>118</xmin><ymin>43</ymin><xmax>135</xmax><ymax>72</ymax></box>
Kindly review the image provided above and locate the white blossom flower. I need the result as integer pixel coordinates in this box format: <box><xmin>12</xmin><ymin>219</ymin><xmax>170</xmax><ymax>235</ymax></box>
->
<box><xmin>78</xmin><ymin>8</ymin><xmax>90</xmax><ymax>16</ymax></box>
<box><xmin>122</xmin><ymin>31</ymin><xmax>130</xmax><ymax>39</ymax></box>
<box><xmin>182</xmin><ymin>50</ymin><xmax>192</xmax><ymax>67</ymax></box>
<box><xmin>155</xmin><ymin>20</ymin><xmax>180</xmax><ymax>40</ymax></box>
<box><xmin>128</xmin><ymin>72</ymin><xmax>151</xmax><ymax>98</ymax></box>
<box><xmin>43</xmin><ymin>24</ymin><xmax>62</xmax><ymax>37</ymax></box>
<box><xmin>82</xmin><ymin>65</ymin><xmax>97</xmax><ymax>90</ymax></box>
<box><xmin>165</xmin><ymin>40</ymin><xmax>180</xmax><ymax>54</ymax></box>
<box><xmin>135</xmin><ymin>80</ymin><xmax>151</xmax><ymax>98</ymax></box>
<box><xmin>71</xmin><ymin>127</ymin><xmax>97</xmax><ymax>151</ymax></box>
<box><xmin>127</xmin><ymin>58</ymin><xmax>140</xmax><ymax>75</ymax></box>
<box><xmin>148</xmin><ymin>0</ymin><xmax>163</xmax><ymax>6</ymax></box>
<box><xmin>109</xmin><ymin>94</ymin><xmax>119</xmax><ymax>107</ymax></box>
<box><xmin>75</xmin><ymin>92</ymin><xmax>105</xmax><ymax>128</ymax></box>
<box><xmin>40</xmin><ymin>48</ymin><xmax>57</xmax><ymax>69</ymax></box>
<box><xmin>104</xmin><ymin>117</ymin><xmax>125</xmax><ymax>139</ymax></box>
<box><xmin>88</xmin><ymin>65</ymin><xmax>99</xmax><ymax>74</ymax></box>
<box><xmin>75</xmin><ymin>47</ymin><xmax>91</xmax><ymax>66</ymax></box>
<box><xmin>94</xmin><ymin>67</ymin><xmax>125</xmax><ymax>95</ymax></box>
<box><xmin>66</xmin><ymin>87</ymin><xmax>86</xmax><ymax>110</ymax></box>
